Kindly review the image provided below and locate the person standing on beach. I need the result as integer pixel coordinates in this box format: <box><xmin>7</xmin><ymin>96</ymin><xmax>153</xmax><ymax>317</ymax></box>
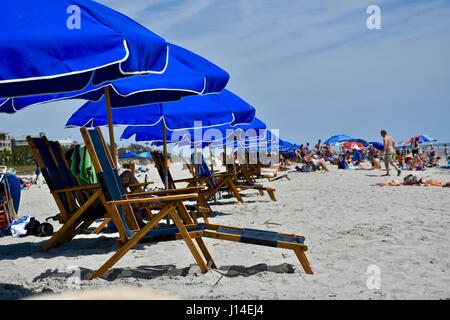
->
<box><xmin>34</xmin><ymin>162</ymin><xmax>41</xmax><ymax>184</ymax></box>
<box><xmin>314</xmin><ymin>139</ymin><xmax>322</xmax><ymax>153</ymax></box>
<box><xmin>444</xmin><ymin>144</ymin><xmax>448</xmax><ymax>158</ymax></box>
<box><xmin>381</xmin><ymin>130</ymin><xmax>401</xmax><ymax>176</ymax></box>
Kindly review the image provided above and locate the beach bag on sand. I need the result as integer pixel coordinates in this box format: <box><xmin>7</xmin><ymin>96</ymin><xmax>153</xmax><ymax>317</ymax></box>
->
<box><xmin>300</xmin><ymin>163</ymin><xmax>312</xmax><ymax>172</ymax></box>
<box><xmin>403</xmin><ymin>174</ymin><xmax>420</xmax><ymax>185</ymax></box>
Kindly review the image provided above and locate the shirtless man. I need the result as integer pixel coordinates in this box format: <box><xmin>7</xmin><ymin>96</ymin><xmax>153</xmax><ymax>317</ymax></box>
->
<box><xmin>381</xmin><ymin>130</ymin><xmax>401</xmax><ymax>176</ymax></box>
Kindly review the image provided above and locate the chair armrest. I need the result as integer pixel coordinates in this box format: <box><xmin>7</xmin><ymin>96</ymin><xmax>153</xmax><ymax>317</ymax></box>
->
<box><xmin>128</xmin><ymin>181</ymin><xmax>154</xmax><ymax>188</ymax></box>
<box><xmin>125</xmin><ymin>186</ymin><xmax>205</xmax><ymax>198</ymax></box>
<box><xmin>110</xmin><ymin>193</ymin><xmax>198</xmax><ymax>206</ymax></box>
<box><xmin>172</xmin><ymin>177</ymin><xmax>205</xmax><ymax>183</ymax></box>
<box><xmin>51</xmin><ymin>184</ymin><xmax>101</xmax><ymax>194</ymax></box>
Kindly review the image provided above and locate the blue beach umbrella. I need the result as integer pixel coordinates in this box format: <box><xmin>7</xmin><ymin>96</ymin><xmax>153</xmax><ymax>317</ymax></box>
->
<box><xmin>119</xmin><ymin>151</ymin><xmax>151</xmax><ymax>160</ymax></box>
<box><xmin>369</xmin><ymin>141</ymin><xmax>384</xmax><ymax>151</ymax></box>
<box><xmin>119</xmin><ymin>152</ymin><xmax>139</xmax><ymax>159</ymax></box>
<box><xmin>0</xmin><ymin>0</ymin><xmax>170</xmax><ymax>99</ymax></box>
<box><xmin>67</xmin><ymin>90</ymin><xmax>253</xmax><ymax>130</ymax></box>
<box><xmin>2</xmin><ymin>44</ymin><xmax>229</xmax><ymax>112</ymax></box>
<box><xmin>2</xmin><ymin>41</ymin><xmax>229</xmax><ymax>167</ymax></box>
<box><xmin>127</xmin><ymin>117</ymin><xmax>268</xmax><ymax>148</ymax></box>
<box><xmin>69</xmin><ymin>90</ymin><xmax>255</xmax><ymax>188</ymax></box>
<box><xmin>323</xmin><ymin>134</ymin><xmax>354</xmax><ymax>145</ymax></box>
<box><xmin>137</xmin><ymin>152</ymin><xmax>152</xmax><ymax>160</ymax></box>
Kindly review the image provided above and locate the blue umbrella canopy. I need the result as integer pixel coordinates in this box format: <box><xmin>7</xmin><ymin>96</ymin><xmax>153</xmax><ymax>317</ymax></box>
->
<box><xmin>124</xmin><ymin>116</ymin><xmax>267</xmax><ymax>148</ymax></box>
<box><xmin>66</xmin><ymin>90</ymin><xmax>254</xmax><ymax>130</ymax></box>
<box><xmin>119</xmin><ymin>152</ymin><xmax>139</xmax><ymax>159</ymax></box>
<box><xmin>0</xmin><ymin>0</ymin><xmax>169</xmax><ymax>98</ymax></box>
<box><xmin>369</xmin><ymin>141</ymin><xmax>384</xmax><ymax>151</ymax></box>
<box><xmin>1</xmin><ymin>43</ymin><xmax>229</xmax><ymax>113</ymax></box>
<box><xmin>119</xmin><ymin>151</ymin><xmax>151</xmax><ymax>159</ymax></box>
<box><xmin>323</xmin><ymin>134</ymin><xmax>355</xmax><ymax>145</ymax></box>
<box><xmin>137</xmin><ymin>152</ymin><xmax>152</xmax><ymax>159</ymax></box>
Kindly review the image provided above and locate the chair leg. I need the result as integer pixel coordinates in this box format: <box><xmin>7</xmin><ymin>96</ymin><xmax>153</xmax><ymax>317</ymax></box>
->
<box><xmin>224</xmin><ymin>179</ymin><xmax>243</xmax><ymax>203</ymax></box>
<box><xmin>195</xmin><ymin>238</ymin><xmax>217</xmax><ymax>269</ymax></box>
<box><xmin>93</xmin><ymin>217</ymin><xmax>111</xmax><ymax>234</ymax></box>
<box><xmin>267</xmin><ymin>189</ymin><xmax>277</xmax><ymax>201</ymax></box>
<box><xmin>39</xmin><ymin>191</ymin><xmax>101</xmax><ymax>252</ymax></box>
<box><xmin>169</xmin><ymin>209</ymin><xmax>209</xmax><ymax>273</ymax></box>
<box><xmin>89</xmin><ymin>204</ymin><xmax>174</xmax><ymax>280</ymax></box>
<box><xmin>294</xmin><ymin>248</ymin><xmax>313</xmax><ymax>275</ymax></box>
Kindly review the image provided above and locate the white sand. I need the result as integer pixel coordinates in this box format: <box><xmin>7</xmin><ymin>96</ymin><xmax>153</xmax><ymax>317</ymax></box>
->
<box><xmin>1</xmin><ymin>163</ymin><xmax>449</xmax><ymax>300</ymax></box>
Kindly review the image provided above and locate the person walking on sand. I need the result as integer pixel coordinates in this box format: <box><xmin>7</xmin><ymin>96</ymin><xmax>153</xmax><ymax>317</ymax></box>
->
<box><xmin>381</xmin><ymin>130</ymin><xmax>401</xmax><ymax>176</ymax></box>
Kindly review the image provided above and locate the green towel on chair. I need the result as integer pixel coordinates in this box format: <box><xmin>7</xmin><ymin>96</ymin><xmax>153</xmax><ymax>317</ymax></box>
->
<box><xmin>71</xmin><ymin>145</ymin><xmax>98</xmax><ymax>185</ymax></box>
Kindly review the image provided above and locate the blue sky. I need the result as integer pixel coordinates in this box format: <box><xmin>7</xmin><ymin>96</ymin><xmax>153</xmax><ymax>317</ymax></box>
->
<box><xmin>1</xmin><ymin>0</ymin><xmax>450</xmax><ymax>145</ymax></box>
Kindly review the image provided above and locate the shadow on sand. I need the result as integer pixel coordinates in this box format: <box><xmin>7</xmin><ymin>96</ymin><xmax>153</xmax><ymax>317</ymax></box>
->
<box><xmin>0</xmin><ymin>236</ymin><xmax>162</xmax><ymax>261</ymax></box>
<box><xmin>0</xmin><ymin>283</ymin><xmax>39</xmax><ymax>300</ymax></box>
<box><xmin>32</xmin><ymin>263</ymin><xmax>296</xmax><ymax>282</ymax></box>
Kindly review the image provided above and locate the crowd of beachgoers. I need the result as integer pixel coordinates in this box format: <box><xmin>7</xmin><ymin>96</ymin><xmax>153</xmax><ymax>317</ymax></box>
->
<box><xmin>278</xmin><ymin>139</ymin><xmax>449</xmax><ymax>179</ymax></box>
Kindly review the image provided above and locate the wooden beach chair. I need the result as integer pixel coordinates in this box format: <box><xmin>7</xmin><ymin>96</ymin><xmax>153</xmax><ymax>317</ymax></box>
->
<box><xmin>81</xmin><ymin>127</ymin><xmax>217</xmax><ymax>279</ymax></box>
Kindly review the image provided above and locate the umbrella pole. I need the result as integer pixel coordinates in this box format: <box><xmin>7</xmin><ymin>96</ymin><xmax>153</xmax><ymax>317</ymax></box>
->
<box><xmin>223</xmin><ymin>144</ymin><xmax>227</xmax><ymax>172</ymax></box>
<box><xmin>162</xmin><ymin>119</ymin><xmax>169</xmax><ymax>190</ymax></box>
<box><xmin>193</xmin><ymin>143</ymin><xmax>198</xmax><ymax>177</ymax></box>
<box><xmin>162</xmin><ymin>119</ymin><xmax>170</xmax><ymax>225</ymax></box>
<box><xmin>105</xmin><ymin>87</ymin><xmax>117</xmax><ymax>166</ymax></box>
<box><xmin>209</xmin><ymin>145</ymin><xmax>217</xmax><ymax>203</ymax></box>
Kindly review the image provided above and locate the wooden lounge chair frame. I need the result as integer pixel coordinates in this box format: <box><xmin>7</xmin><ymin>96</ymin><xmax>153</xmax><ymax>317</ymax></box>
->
<box><xmin>81</xmin><ymin>127</ymin><xmax>218</xmax><ymax>279</ymax></box>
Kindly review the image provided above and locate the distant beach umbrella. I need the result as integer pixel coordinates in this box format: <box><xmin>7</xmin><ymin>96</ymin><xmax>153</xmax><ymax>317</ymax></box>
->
<box><xmin>137</xmin><ymin>152</ymin><xmax>152</xmax><ymax>160</ymax></box>
<box><xmin>0</xmin><ymin>0</ymin><xmax>170</xmax><ymax>99</ymax></box>
<box><xmin>369</xmin><ymin>141</ymin><xmax>384</xmax><ymax>151</ymax></box>
<box><xmin>402</xmin><ymin>135</ymin><xmax>437</xmax><ymax>146</ymax></box>
<box><xmin>350</xmin><ymin>139</ymin><xmax>369</xmax><ymax>147</ymax></box>
<box><xmin>342</xmin><ymin>141</ymin><xmax>365</xmax><ymax>151</ymax></box>
<box><xmin>119</xmin><ymin>152</ymin><xmax>139</xmax><ymax>159</ymax></box>
<box><xmin>323</xmin><ymin>134</ymin><xmax>354</xmax><ymax>145</ymax></box>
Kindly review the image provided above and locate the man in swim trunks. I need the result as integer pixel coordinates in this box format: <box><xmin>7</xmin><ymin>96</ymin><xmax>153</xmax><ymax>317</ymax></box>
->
<box><xmin>381</xmin><ymin>130</ymin><xmax>401</xmax><ymax>176</ymax></box>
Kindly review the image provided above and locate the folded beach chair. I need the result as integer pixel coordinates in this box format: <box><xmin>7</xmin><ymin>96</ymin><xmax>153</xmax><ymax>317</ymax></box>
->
<box><xmin>28</xmin><ymin>135</ymin><xmax>159</xmax><ymax>250</ymax></box>
<box><xmin>27</xmin><ymin>136</ymin><xmax>109</xmax><ymax>251</ymax></box>
<box><xmin>81</xmin><ymin>127</ymin><xmax>218</xmax><ymax>279</ymax></box>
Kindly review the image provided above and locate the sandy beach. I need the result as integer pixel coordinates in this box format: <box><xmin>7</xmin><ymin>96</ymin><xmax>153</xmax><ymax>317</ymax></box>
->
<box><xmin>1</xmin><ymin>163</ymin><xmax>449</xmax><ymax>300</ymax></box>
